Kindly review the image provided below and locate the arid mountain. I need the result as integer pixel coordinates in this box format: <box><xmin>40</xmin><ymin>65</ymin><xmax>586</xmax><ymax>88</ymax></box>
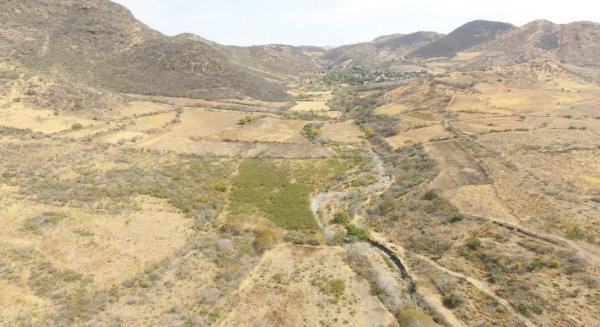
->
<box><xmin>407</xmin><ymin>20</ymin><xmax>514</xmax><ymax>58</ymax></box>
<box><xmin>458</xmin><ymin>20</ymin><xmax>600</xmax><ymax>80</ymax></box>
<box><xmin>322</xmin><ymin>32</ymin><xmax>442</xmax><ymax>67</ymax></box>
<box><xmin>0</xmin><ymin>0</ymin><xmax>290</xmax><ymax>101</ymax></box>
<box><xmin>217</xmin><ymin>44</ymin><xmax>324</xmax><ymax>78</ymax></box>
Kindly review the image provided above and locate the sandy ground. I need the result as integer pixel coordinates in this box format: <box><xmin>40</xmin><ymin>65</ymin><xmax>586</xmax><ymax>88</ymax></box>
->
<box><xmin>217</xmin><ymin>244</ymin><xmax>398</xmax><ymax>327</ymax></box>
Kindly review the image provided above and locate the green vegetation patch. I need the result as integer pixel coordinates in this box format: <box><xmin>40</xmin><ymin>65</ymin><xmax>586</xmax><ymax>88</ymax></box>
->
<box><xmin>303</xmin><ymin>123</ymin><xmax>322</xmax><ymax>142</ymax></box>
<box><xmin>229</xmin><ymin>158</ymin><xmax>350</xmax><ymax>230</ymax></box>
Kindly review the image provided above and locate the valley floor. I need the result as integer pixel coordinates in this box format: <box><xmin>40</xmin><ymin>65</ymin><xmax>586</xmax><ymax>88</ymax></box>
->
<box><xmin>1</xmin><ymin>59</ymin><xmax>599</xmax><ymax>327</ymax></box>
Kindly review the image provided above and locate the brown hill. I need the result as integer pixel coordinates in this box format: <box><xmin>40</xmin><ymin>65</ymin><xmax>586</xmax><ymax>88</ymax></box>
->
<box><xmin>459</xmin><ymin>20</ymin><xmax>600</xmax><ymax>80</ymax></box>
<box><xmin>218</xmin><ymin>44</ymin><xmax>324</xmax><ymax>77</ymax></box>
<box><xmin>0</xmin><ymin>0</ymin><xmax>290</xmax><ymax>101</ymax></box>
<box><xmin>407</xmin><ymin>20</ymin><xmax>514</xmax><ymax>58</ymax></box>
<box><xmin>322</xmin><ymin>32</ymin><xmax>442</xmax><ymax>67</ymax></box>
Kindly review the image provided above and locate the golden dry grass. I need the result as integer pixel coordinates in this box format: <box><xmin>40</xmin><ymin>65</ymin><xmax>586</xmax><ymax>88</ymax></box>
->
<box><xmin>386</xmin><ymin>124</ymin><xmax>453</xmax><ymax>149</ymax></box>
<box><xmin>205</xmin><ymin>117</ymin><xmax>310</xmax><ymax>144</ymax></box>
<box><xmin>217</xmin><ymin>244</ymin><xmax>398</xmax><ymax>327</ymax></box>
<box><xmin>289</xmin><ymin>100</ymin><xmax>341</xmax><ymax>118</ymax></box>
<box><xmin>374</xmin><ymin>103</ymin><xmax>411</xmax><ymax>115</ymax></box>
<box><xmin>0</xmin><ymin>104</ymin><xmax>93</xmax><ymax>133</ymax></box>
<box><xmin>321</xmin><ymin>122</ymin><xmax>364</xmax><ymax>144</ymax></box>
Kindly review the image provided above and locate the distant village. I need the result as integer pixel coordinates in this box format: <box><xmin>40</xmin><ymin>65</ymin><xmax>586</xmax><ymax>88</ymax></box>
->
<box><xmin>320</xmin><ymin>65</ymin><xmax>428</xmax><ymax>85</ymax></box>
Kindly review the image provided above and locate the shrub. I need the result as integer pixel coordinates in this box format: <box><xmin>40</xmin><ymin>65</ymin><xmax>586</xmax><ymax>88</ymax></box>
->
<box><xmin>398</xmin><ymin>306</ymin><xmax>437</xmax><ymax>327</ymax></box>
<box><xmin>422</xmin><ymin>190</ymin><xmax>438</xmax><ymax>200</ymax></box>
<box><xmin>303</xmin><ymin>123</ymin><xmax>321</xmax><ymax>141</ymax></box>
<box><xmin>449</xmin><ymin>213</ymin><xmax>464</xmax><ymax>223</ymax></box>
<box><xmin>517</xmin><ymin>302</ymin><xmax>543</xmax><ymax>317</ymax></box>
<box><xmin>253</xmin><ymin>229</ymin><xmax>277</xmax><ymax>252</ymax></box>
<box><xmin>466</xmin><ymin>238</ymin><xmax>482</xmax><ymax>250</ymax></box>
<box><xmin>238</xmin><ymin>115</ymin><xmax>256</xmax><ymax>125</ymax></box>
<box><xmin>443</xmin><ymin>293</ymin><xmax>464</xmax><ymax>309</ymax></box>
<box><xmin>345</xmin><ymin>224</ymin><xmax>370</xmax><ymax>241</ymax></box>
<box><xmin>332</xmin><ymin>211</ymin><xmax>351</xmax><ymax>225</ymax></box>
<box><xmin>71</xmin><ymin>123</ymin><xmax>83</xmax><ymax>130</ymax></box>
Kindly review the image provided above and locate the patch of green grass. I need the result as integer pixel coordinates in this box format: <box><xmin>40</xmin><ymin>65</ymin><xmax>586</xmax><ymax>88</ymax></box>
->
<box><xmin>229</xmin><ymin>158</ymin><xmax>350</xmax><ymax>230</ymax></box>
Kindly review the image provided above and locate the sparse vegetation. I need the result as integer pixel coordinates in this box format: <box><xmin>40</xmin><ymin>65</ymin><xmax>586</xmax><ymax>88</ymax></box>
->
<box><xmin>443</xmin><ymin>293</ymin><xmax>465</xmax><ymax>309</ymax></box>
<box><xmin>332</xmin><ymin>211</ymin><xmax>352</xmax><ymax>225</ymax></box>
<box><xmin>22</xmin><ymin>212</ymin><xmax>66</xmax><ymax>234</ymax></box>
<box><xmin>449</xmin><ymin>212</ymin><xmax>465</xmax><ymax>223</ymax></box>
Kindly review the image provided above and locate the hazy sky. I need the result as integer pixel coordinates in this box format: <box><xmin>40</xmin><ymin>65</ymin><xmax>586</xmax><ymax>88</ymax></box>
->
<box><xmin>112</xmin><ymin>0</ymin><xmax>599</xmax><ymax>46</ymax></box>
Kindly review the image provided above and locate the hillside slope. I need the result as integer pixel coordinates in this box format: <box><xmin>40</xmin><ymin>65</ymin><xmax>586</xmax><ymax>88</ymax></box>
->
<box><xmin>0</xmin><ymin>0</ymin><xmax>290</xmax><ymax>101</ymax></box>
<box><xmin>460</xmin><ymin>20</ymin><xmax>600</xmax><ymax>80</ymax></box>
<box><xmin>407</xmin><ymin>20</ymin><xmax>514</xmax><ymax>58</ymax></box>
<box><xmin>323</xmin><ymin>32</ymin><xmax>442</xmax><ymax>67</ymax></box>
<box><xmin>220</xmin><ymin>44</ymin><xmax>324</xmax><ymax>77</ymax></box>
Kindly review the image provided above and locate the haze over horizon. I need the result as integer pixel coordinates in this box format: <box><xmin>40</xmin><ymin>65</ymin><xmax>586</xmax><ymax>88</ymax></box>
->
<box><xmin>113</xmin><ymin>0</ymin><xmax>599</xmax><ymax>46</ymax></box>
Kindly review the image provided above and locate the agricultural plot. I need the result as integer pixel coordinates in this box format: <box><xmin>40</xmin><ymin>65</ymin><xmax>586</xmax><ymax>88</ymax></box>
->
<box><xmin>320</xmin><ymin>122</ymin><xmax>364</xmax><ymax>144</ymax></box>
<box><xmin>373</xmin><ymin>103</ymin><xmax>411</xmax><ymax>116</ymax></box>
<box><xmin>135</xmin><ymin>108</ymin><xmax>336</xmax><ymax>158</ymax></box>
<box><xmin>228</xmin><ymin>158</ymin><xmax>352</xmax><ymax>230</ymax></box>
<box><xmin>289</xmin><ymin>100</ymin><xmax>341</xmax><ymax>118</ymax></box>
<box><xmin>204</xmin><ymin>117</ymin><xmax>310</xmax><ymax>144</ymax></box>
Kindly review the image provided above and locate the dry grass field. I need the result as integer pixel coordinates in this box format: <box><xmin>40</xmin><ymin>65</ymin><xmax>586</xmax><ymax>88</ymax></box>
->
<box><xmin>0</xmin><ymin>104</ymin><xmax>93</xmax><ymax>133</ymax></box>
<box><xmin>290</xmin><ymin>100</ymin><xmax>342</xmax><ymax>118</ymax></box>
<box><xmin>217</xmin><ymin>244</ymin><xmax>399</xmax><ymax>327</ymax></box>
